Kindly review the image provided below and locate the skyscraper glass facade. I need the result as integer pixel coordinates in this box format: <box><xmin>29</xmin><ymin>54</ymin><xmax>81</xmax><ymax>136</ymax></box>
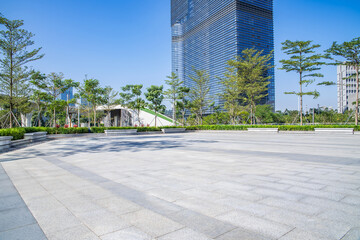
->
<box><xmin>171</xmin><ymin>0</ymin><xmax>274</xmax><ymax>111</ymax></box>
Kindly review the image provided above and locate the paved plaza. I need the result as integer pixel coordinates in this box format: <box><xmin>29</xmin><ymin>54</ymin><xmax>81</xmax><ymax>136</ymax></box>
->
<box><xmin>1</xmin><ymin>132</ymin><xmax>360</xmax><ymax>240</ymax></box>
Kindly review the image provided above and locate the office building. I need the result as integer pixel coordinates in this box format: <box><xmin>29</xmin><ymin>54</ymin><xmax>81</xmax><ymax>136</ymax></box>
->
<box><xmin>171</xmin><ymin>0</ymin><xmax>275</xmax><ymax>111</ymax></box>
<box><xmin>59</xmin><ymin>87</ymin><xmax>75</xmax><ymax>106</ymax></box>
<box><xmin>337</xmin><ymin>65</ymin><xmax>358</xmax><ymax>113</ymax></box>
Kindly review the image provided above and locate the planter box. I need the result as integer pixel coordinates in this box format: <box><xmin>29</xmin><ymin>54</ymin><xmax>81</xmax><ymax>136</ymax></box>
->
<box><xmin>161</xmin><ymin>128</ymin><xmax>186</xmax><ymax>133</ymax></box>
<box><xmin>315</xmin><ymin>128</ymin><xmax>354</xmax><ymax>134</ymax></box>
<box><xmin>24</xmin><ymin>132</ymin><xmax>48</xmax><ymax>142</ymax></box>
<box><xmin>247</xmin><ymin>128</ymin><xmax>279</xmax><ymax>133</ymax></box>
<box><xmin>0</xmin><ymin>136</ymin><xmax>13</xmax><ymax>152</ymax></box>
<box><xmin>104</xmin><ymin>129</ymin><xmax>138</xmax><ymax>136</ymax></box>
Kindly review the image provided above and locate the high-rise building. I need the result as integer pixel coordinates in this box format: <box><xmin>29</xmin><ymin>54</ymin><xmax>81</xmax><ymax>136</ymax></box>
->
<box><xmin>59</xmin><ymin>87</ymin><xmax>75</xmax><ymax>106</ymax></box>
<box><xmin>171</xmin><ymin>0</ymin><xmax>275</xmax><ymax>111</ymax></box>
<box><xmin>337</xmin><ymin>65</ymin><xmax>358</xmax><ymax>113</ymax></box>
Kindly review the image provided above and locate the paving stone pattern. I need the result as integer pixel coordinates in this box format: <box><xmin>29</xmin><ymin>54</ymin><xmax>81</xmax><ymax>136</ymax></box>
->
<box><xmin>1</xmin><ymin>132</ymin><xmax>360</xmax><ymax>239</ymax></box>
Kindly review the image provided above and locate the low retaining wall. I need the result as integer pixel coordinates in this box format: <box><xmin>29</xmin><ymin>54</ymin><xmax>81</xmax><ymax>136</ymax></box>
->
<box><xmin>161</xmin><ymin>128</ymin><xmax>186</xmax><ymax>133</ymax></box>
<box><xmin>0</xmin><ymin>136</ymin><xmax>13</xmax><ymax>152</ymax></box>
<box><xmin>247</xmin><ymin>128</ymin><xmax>279</xmax><ymax>133</ymax></box>
<box><xmin>105</xmin><ymin>129</ymin><xmax>138</xmax><ymax>136</ymax></box>
<box><xmin>24</xmin><ymin>132</ymin><xmax>48</xmax><ymax>142</ymax></box>
<box><xmin>314</xmin><ymin>128</ymin><xmax>354</xmax><ymax>134</ymax></box>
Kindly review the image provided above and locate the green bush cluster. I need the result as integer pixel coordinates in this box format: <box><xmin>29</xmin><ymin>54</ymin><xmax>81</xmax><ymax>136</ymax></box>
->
<box><xmin>23</xmin><ymin>127</ymin><xmax>89</xmax><ymax>134</ymax></box>
<box><xmin>0</xmin><ymin>128</ymin><xmax>26</xmax><ymax>140</ymax></box>
<box><xmin>186</xmin><ymin>124</ymin><xmax>360</xmax><ymax>131</ymax></box>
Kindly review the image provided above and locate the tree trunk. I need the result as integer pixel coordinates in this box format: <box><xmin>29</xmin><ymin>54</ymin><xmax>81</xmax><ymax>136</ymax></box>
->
<box><xmin>53</xmin><ymin>108</ymin><xmax>56</xmax><ymax>127</ymax></box>
<box><xmin>250</xmin><ymin>106</ymin><xmax>253</xmax><ymax>125</ymax></box>
<box><xmin>93</xmin><ymin>107</ymin><xmax>96</xmax><ymax>127</ymax></box>
<box><xmin>9</xmin><ymin>47</ymin><xmax>13</xmax><ymax>128</ymax></box>
<box><xmin>155</xmin><ymin>111</ymin><xmax>157</xmax><ymax>127</ymax></box>
<box><xmin>88</xmin><ymin>108</ymin><xmax>90</xmax><ymax>127</ymax></box>
<box><xmin>173</xmin><ymin>101</ymin><xmax>176</xmax><ymax>126</ymax></box>
<box><xmin>300</xmin><ymin>72</ymin><xmax>303</xmax><ymax>126</ymax></box>
<box><xmin>38</xmin><ymin>105</ymin><xmax>42</xmax><ymax>127</ymax></box>
<box><xmin>355</xmin><ymin>65</ymin><xmax>359</xmax><ymax>125</ymax></box>
<box><xmin>253</xmin><ymin>102</ymin><xmax>256</xmax><ymax>125</ymax></box>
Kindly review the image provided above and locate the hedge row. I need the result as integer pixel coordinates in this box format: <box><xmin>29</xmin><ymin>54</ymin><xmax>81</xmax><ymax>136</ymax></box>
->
<box><xmin>186</xmin><ymin>125</ymin><xmax>360</xmax><ymax>131</ymax></box>
<box><xmin>0</xmin><ymin>127</ymin><xmax>89</xmax><ymax>140</ymax></box>
<box><xmin>0</xmin><ymin>128</ymin><xmax>26</xmax><ymax>140</ymax></box>
<box><xmin>1</xmin><ymin>125</ymin><xmax>359</xmax><ymax>140</ymax></box>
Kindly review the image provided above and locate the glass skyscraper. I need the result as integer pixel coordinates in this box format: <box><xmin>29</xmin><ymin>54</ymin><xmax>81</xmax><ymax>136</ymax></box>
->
<box><xmin>171</xmin><ymin>0</ymin><xmax>275</xmax><ymax>111</ymax></box>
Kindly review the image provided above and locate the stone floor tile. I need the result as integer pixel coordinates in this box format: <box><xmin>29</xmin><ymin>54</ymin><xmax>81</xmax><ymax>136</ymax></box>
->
<box><xmin>252</xmin><ymin>188</ymin><xmax>304</xmax><ymax>201</ymax></box>
<box><xmin>259</xmin><ymin>197</ymin><xmax>322</xmax><ymax>216</ymax></box>
<box><xmin>215</xmin><ymin>228</ymin><xmax>269</xmax><ymax>240</ymax></box>
<box><xmin>100</xmin><ymin>226</ymin><xmax>153</xmax><ymax>240</ymax></box>
<box><xmin>0</xmin><ymin>207</ymin><xmax>37</xmax><ymax>232</ymax></box>
<box><xmin>341</xmin><ymin>227</ymin><xmax>360</xmax><ymax>240</ymax></box>
<box><xmin>33</xmin><ymin>207</ymin><xmax>82</xmax><ymax>235</ymax></box>
<box><xmin>168</xmin><ymin>209</ymin><xmax>236</xmax><ymax>239</ymax></box>
<box><xmin>158</xmin><ymin>228</ymin><xmax>210</xmax><ymax>240</ymax></box>
<box><xmin>341</xmin><ymin>195</ymin><xmax>360</xmax><ymax>206</ymax></box>
<box><xmin>0</xmin><ymin>195</ymin><xmax>26</xmax><ymax>211</ymax></box>
<box><xmin>47</xmin><ymin>224</ymin><xmax>100</xmax><ymax>240</ymax></box>
<box><xmin>121</xmin><ymin>209</ymin><xmax>183</xmax><ymax>237</ymax></box>
<box><xmin>95</xmin><ymin>196</ymin><xmax>141</xmax><ymax>215</ymax></box>
<box><xmin>288</xmin><ymin>186</ymin><xmax>345</xmax><ymax>201</ymax></box>
<box><xmin>0</xmin><ymin>223</ymin><xmax>47</xmax><ymax>240</ymax></box>
<box><xmin>174</xmin><ymin>197</ymin><xmax>231</xmax><ymax>217</ymax></box>
<box><xmin>76</xmin><ymin>208</ymin><xmax>131</xmax><ymax>236</ymax></box>
<box><xmin>217</xmin><ymin>210</ymin><xmax>294</xmax><ymax>239</ymax></box>
<box><xmin>278</xmin><ymin>228</ymin><xmax>332</xmax><ymax>240</ymax></box>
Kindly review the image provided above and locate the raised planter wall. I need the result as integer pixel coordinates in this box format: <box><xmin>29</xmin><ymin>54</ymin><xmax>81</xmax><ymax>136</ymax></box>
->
<box><xmin>161</xmin><ymin>128</ymin><xmax>186</xmax><ymax>133</ymax></box>
<box><xmin>24</xmin><ymin>132</ymin><xmax>48</xmax><ymax>142</ymax></box>
<box><xmin>104</xmin><ymin>129</ymin><xmax>138</xmax><ymax>136</ymax></box>
<box><xmin>247</xmin><ymin>128</ymin><xmax>279</xmax><ymax>133</ymax></box>
<box><xmin>0</xmin><ymin>136</ymin><xmax>13</xmax><ymax>152</ymax></box>
<box><xmin>314</xmin><ymin>128</ymin><xmax>354</xmax><ymax>134</ymax></box>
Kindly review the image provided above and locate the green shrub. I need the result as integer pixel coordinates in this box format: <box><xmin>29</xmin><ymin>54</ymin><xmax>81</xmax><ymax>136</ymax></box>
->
<box><xmin>0</xmin><ymin>128</ymin><xmax>26</xmax><ymax>140</ymax></box>
<box><xmin>185</xmin><ymin>124</ymin><xmax>360</xmax><ymax>131</ymax></box>
<box><xmin>24</xmin><ymin>127</ymin><xmax>89</xmax><ymax>135</ymax></box>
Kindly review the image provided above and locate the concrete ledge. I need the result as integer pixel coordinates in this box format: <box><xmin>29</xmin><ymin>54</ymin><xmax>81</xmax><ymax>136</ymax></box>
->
<box><xmin>247</xmin><ymin>128</ymin><xmax>279</xmax><ymax>133</ymax></box>
<box><xmin>0</xmin><ymin>136</ymin><xmax>13</xmax><ymax>152</ymax></box>
<box><xmin>315</xmin><ymin>128</ymin><xmax>354</xmax><ymax>134</ymax></box>
<box><xmin>161</xmin><ymin>128</ymin><xmax>186</xmax><ymax>133</ymax></box>
<box><xmin>104</xmin><ymin>129</ymin><xmax>138</xmax><ymax>136</ymax></box>
<box><xmin>10</xmin><ymin>138</ymin><xmax>31</xmax><ymax>147</ymax></box>
<box><xmin>24</xmin><ymin>132</ymin><xmax>48</xmax><ymax>142</ymax></box>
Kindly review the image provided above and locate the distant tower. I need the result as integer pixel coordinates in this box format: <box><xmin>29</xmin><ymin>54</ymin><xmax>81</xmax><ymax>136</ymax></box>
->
<box><xmin>60</xmin><ymin>87</ymin><xmax>74</xmax><ymax>106</ymax></box>
<box><xmin>171</xmin><ymin>0</ymin><xmax>275</xmax><ymax>111</ymax></box>
<box><xmin>337</xmin><ymin>65</ymin><xmax>357</xmax><ymax>113</ymax></box>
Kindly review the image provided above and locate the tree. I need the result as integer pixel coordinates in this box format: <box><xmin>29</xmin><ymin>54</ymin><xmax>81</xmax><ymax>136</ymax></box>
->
<box><xmin>164</xmin><ymin>72</ymin><xmax>183</xmax><ymax>125</ymax></box>
<box><xmin>233</xmin><ymin>49</ymin><xmax>273</xmax><ymax>124</ymax></box>
<box><xmin>0</xmin><ymin>14</ymin><xmax>44</xmax><ymax>127</ymax></box>
<box><xmin>145</xmin><ymin>85</ymin><xmax>166</xmax><ymax>127</ymax></box>
<box><xmin>31</xmin><ymin>72</ymin><xmax>79</xmax><ymax>127</ymax></box>
<box><xmin>188</xmin><ymin>68</ymin><xmax>212</xmax><ymax>125</ymax></box>
<box><xmin>220</xmin><ymin>49</ymin><xmax>273</xmax><ymax>125</ymax></box>
<box><xmin>219</xmin><ymin>67</ymin><xmax>242</xmax><ymax>125</ymax></box>
<box><xmin>77</xmin><ymin>78</ymin><xmax>105</xmax><ymax>127</ymax></box>
<box><xmin>176</xmin><ymin>86</ymin><xmax>190</xmax><ymax>126</ymax></box>
<box><xmin>119</xmin><ymin>85</ymin><xmax>146</xmax><ymax>126</ymax></box>
<box><xmin>29</xmin><ymin>89</ymin><xmax>52</xmax><ymax>127</ymax></box>
<box><xmin>279</xmin><ymin>40</ymin><xmax>328</xmax><ymax>125</ymax></box>
<box><xmin>102</xmin><ymin>86</ymin><xmax>119</xmax><ymax>127</ymax></box>
<box><xmin>326</xmin><ymin>37</ymin><xmax>360</xmax><ymax>125</ymax></box>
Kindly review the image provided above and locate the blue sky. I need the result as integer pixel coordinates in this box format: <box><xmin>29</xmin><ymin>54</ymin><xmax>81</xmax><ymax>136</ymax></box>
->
<box><xmin>1</xmin><ymin>0</ymin><xmax>360</xmax><ymax>111</ymax></box>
